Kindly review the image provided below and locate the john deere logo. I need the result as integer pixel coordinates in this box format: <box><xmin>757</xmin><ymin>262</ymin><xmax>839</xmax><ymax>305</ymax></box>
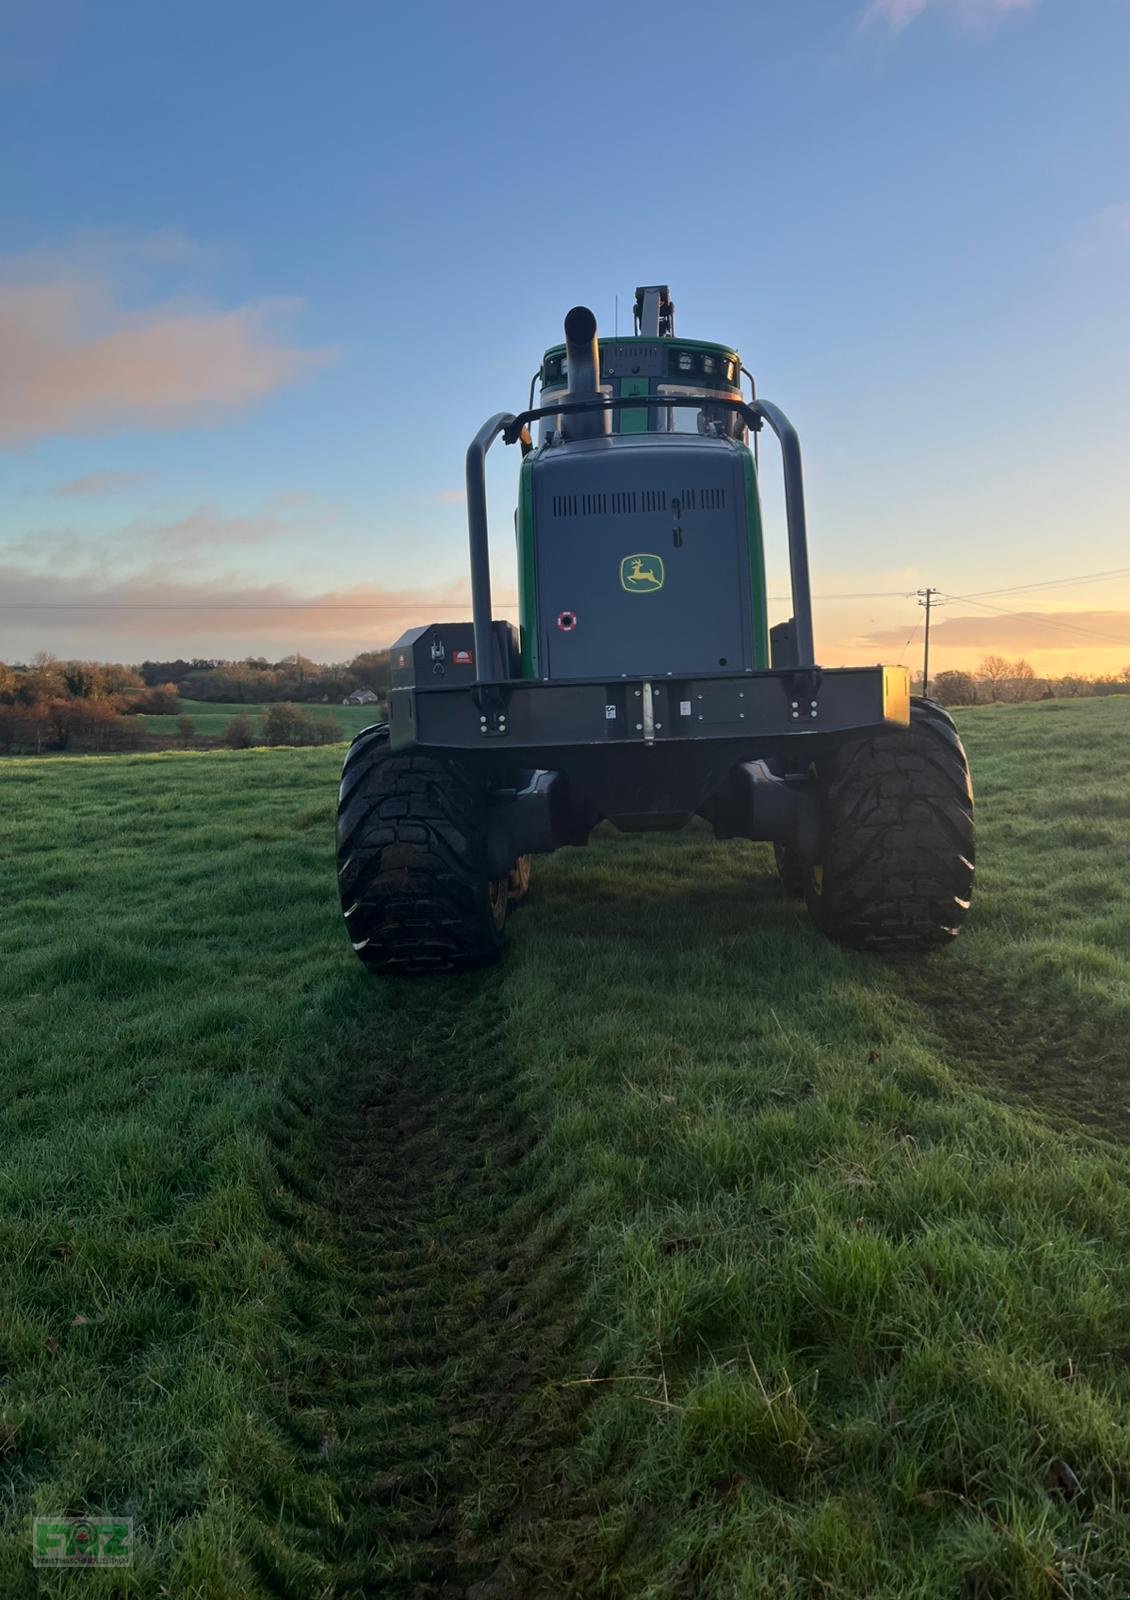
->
<box><xmin>620</xmin><ymin>554</ymin><xmax>665</xmax><ymax>593</ymax></box>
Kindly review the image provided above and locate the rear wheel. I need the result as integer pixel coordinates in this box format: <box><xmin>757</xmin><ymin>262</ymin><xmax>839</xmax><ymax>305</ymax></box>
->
<box><xmin>336</xmin><ymin>724</ymin><xmax>510</xmax><ymax>976</ymax></box>
<box><xmin>804</xmin><ymin>697</ymin><xmax>974</xmax><ymax>952</ymax></box>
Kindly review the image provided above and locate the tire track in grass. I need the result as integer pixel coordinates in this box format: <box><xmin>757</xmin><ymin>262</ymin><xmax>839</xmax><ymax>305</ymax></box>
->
<box><xmin>891</xmin><ymin>956</ymin><xmax>1130</xmax><ymax>1143</ymax></box>
<box><xmin>255</xmin><ymin>971</ymin><xmax>585</xmax><ymax>1599</ymax></box>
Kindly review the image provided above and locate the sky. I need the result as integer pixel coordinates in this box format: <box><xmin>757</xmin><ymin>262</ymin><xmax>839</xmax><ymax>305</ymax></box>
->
<box><xmin>1</xmin><ymin>0</ymin><xmax>1128</xmax><ymax>676</ymax></box>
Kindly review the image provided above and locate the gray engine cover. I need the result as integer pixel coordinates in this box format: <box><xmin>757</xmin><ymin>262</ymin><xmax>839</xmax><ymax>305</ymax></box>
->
<box><xmin>530</xmin><ymin>433</ymin><xmax>755</xmax><ymax>680</ymax></box>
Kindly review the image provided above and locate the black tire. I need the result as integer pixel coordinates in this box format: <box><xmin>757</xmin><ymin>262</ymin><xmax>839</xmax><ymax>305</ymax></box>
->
<box><xmin>804</xmin><ymin>697</ymin><xmax>974</xmax><ymax>952</ymax></box>
<box><xmin>336</xmin><ymin>724</ymin><xmax>509</xmax><ymax>976</ymax></box>
<box><xmin>774</xmin><ymin>842</ymin><xmax>805</xmax><ymax>899</ymax></box>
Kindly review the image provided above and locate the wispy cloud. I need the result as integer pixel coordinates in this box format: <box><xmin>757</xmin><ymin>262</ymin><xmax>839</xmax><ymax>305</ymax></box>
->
<box><xmin>52</xmin><ymin>470</ymin><xmax>148</xmax><ymax>498</ymax></box>
<box><xmin>0</xmin><ymin>564</ymin><xmax>498</xmax><ymax>659</ymax></box>
<box><xmin>0</xmin><ymin>234</ymin><xmax>335</xmax><ymax>445</ymax></box>
<box><xmin>133</xmin><ymin>507</ymin><xmax>294</xmax><ymax>553</ymax></box>
<box><xmin>436</xmin><ymin>488</ymin><xmax>466</xmax><ymax>505</ymax></box>
<box><xmin>1074</xmin><ymin>202</ymin><xmax>1130</xmax><ymax>257</ymax></box>
<box><xmin>7</xmin><ymin>500</ymin><xmax>321</xmax><ymax>566</ymax></box>
<box><xmin>0</xmin><ymin>487</ymin><xmax>453</xmax><ymax>658</ymax></box>
<box><xmin>863</xmin><ymin>0</ymin><xmax>930</xmax><ymax>28</ymax></box>
<box><xmin>861</xmin><ymin>0</ymin><xmax>1035</xmax><ymax>34</ymax></box>
<box><xmin>863</xmin><ymin>611</ymin><xmax>1130</xmax><ymax>653</ymax></box>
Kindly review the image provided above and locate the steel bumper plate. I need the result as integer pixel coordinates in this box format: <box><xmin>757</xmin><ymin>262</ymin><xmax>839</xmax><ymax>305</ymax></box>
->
<box><xmin>389</xmin><ymin>665</ymin><xmax>910</xmax><ymax>754</ymax></box>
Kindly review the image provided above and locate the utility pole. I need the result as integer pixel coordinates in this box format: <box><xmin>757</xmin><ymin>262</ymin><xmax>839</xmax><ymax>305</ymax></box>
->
<box><xmin>915</xmin><ymin>588</ymin><xmax>943</xmax><ymax>698</ymax></box>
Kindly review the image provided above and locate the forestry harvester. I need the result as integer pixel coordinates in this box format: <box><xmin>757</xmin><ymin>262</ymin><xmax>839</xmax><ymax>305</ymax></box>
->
<box><xmin>337</xmin><ymin>287</ymin><xmax>974</xmax><ymax>975</ymax></box>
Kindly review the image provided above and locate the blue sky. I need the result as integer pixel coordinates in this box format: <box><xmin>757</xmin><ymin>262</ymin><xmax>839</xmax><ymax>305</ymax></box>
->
<box><xmin>1</xmin><ymin>0</ymin><xmax>1128</xmax><ymax>670</ymax></box>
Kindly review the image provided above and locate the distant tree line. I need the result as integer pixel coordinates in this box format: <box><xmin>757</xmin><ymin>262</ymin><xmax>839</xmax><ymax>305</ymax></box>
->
<box><xmin>137</xmin><ymin>651</ymin><xmax>390</xmax><ymax>704</ymax></box>
<box><xmin>0</xmin><ymin>654</ymin><xmax>152</xmax><ymax>752</ymax></box>
<box><xmin>9</xmin><ymin>642</ymin><xmax>1122</xmax><ymax>754</ymax></box>
<box><xmin>927</xmin><ymin>657</ymin><xmax>1130</xmax><ymax>706</ymax></box>
<box><xmin>0</xmin><ymin>651</ymin><xmax>367</xmax><ymax>752</ymax></box>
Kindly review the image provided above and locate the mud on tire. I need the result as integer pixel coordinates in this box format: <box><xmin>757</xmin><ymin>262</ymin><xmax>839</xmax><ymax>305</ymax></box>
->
<box><xmin>336</xmin><ymin>724</ymin><xmax>509</xmax><ymax>976</ymax></box>
<box><xmin>805</xmin><ymin>697</ymin><xmax>974</xmax><ymax>952</ymax></box>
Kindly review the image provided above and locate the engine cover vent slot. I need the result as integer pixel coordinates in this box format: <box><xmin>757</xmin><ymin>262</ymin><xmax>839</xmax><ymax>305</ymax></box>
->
<box><xmin>554</xmin><ymin>488</ymin><xmax>684</xmax><ymax>517</ymax></box>
<box><xmin>679</xmin><ymin>487</ymin><xmax>726</xmax><ymax>511</ymax></box>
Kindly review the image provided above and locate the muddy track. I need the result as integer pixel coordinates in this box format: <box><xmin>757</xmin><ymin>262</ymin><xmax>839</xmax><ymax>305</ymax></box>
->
<box><xmin>254</xmin><ymin>976</ymin><xmax>588</xmax><ymax>1599</ymax></box>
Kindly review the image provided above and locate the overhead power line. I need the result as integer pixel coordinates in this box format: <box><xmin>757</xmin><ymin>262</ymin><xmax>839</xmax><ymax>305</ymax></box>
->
<box><xmin>769</xmin><ymin>590</ymin><xmax>912</xmax><ymax>602</ymax></box>
<box><xmin>0</xmin><ymin>589</ymin><xmax>912</xmax><ymax>612</ymax></box>
<box><xmin>894</xmin><ymin>618</ymin><xmax>922</xmax><ymax>670</ymax></box>
<box><xmin>953</xmin><ymin>566</ymin><xmax>1130</xmax><ymax>602</ymax></box>
<box><xmin>0</xmin><ymin>600</ymin><xmax>521</xmax><ymax>612</ymax></box>
<box><xmin>10</xmin><ymin>567</ymin><xmax>1130</xmax><ymax>612</ymax></box>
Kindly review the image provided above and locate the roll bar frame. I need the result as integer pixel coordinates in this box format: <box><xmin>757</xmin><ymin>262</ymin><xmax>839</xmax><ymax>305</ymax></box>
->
<box><xmin>465</xmin><ymin>393</ymin><xmax>815</xmax><ymax>684</ymax></box>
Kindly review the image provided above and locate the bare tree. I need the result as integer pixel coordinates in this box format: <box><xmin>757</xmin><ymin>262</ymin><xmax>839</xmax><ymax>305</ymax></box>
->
<box><xmin>1009</xmin><ymin>659</ymin><xmax>1044</xmax><ymax>702</ymax></box>
<box><xmin>977</xmin><ymin>655</ymin><xmax>1013</xmax><ymax>701</ymax></box>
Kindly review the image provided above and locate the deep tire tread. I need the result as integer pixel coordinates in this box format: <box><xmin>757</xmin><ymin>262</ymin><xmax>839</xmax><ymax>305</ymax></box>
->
<box><xmin>806</xmin><ymin>697</ymin><xmax>975</xmax><ymax>953</ymax></box>
<box><xmin>336</xmin><ymin>724</ymin><xmax>507</xmax><ymax>976</ymax></box>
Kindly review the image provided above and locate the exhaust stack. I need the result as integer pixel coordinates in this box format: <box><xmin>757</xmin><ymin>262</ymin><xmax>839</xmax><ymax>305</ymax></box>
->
<box><xmin>560</xmin><ymin>305</ymin><xmax>609</xmax><ymax>441</ymax></box>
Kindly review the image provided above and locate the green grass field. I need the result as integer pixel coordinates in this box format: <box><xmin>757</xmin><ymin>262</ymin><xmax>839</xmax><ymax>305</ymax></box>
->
<box><xmin>138</xmin><ymin>699</ymin><xmax>382</xmax><ymax>738</ymax></box>
<box><xmin>2</xmin><ymin>697</ymin><xmax>1130</xmax><ymax>1597</ymax></box>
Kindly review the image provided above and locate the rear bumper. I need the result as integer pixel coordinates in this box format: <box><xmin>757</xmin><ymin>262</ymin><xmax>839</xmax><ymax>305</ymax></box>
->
<box><xmin>389</xmin><ymin>664</ymin><xmax>910</xmax><ymax>762</ymax></box>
